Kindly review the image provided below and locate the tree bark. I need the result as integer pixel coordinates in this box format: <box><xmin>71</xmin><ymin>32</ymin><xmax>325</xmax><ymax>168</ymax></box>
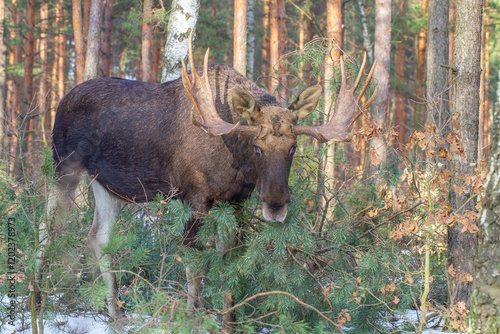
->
<box><xmin>141</xmin><ymin>0</ymin><xmax>154</xmax><ymax>82</ymax></box>
<box><xmin>357</xmin><ymin>0</ymin><xmax>373</xmax><ymax>64</ymax></box>
<box><xmin>57</xmin><ymin>0</ymin><xmax>65</xmax><ymax>101</ymax></box>
<box><xmin>100</xmin><ymin>0</ymin><xmax>112</xmax><ymax>77</ymax></box>
<box><xmin>394</xmin><ymin>0</ymin><xmax>407</xmax><ymax>151</ymax></box>
<box><xmin>73</xmin><ymin>0</ymin><xmax>85</xmax><ymax>84</ymax></box>
<box><xmin>415</xmin><ymin>0</ymin><xmax>429</xmax><ymax>129</ymax></box>
<box><xmin>470</xmin><ymin>67</ymin><xmax>500</xmax><ymax>333</ymax></box>
<box><xmin>83</xmin><ymin>0</ymin><xmax>105</xmax><ymax>82</ymax></box>
<box><xmin>449</xmin><ymin>0</ymin><xmax>483</xmax><ymax>309</ymax></box>
<box><xmin>269</xmin><ymin>0</ymin><xmax>279</xmax><ymax>92</ymax></box>
<box><xmin>324</xmin><ymin>0</ymin><xmax>342</xmax><ymax>215</ymax></box>
<box><xmin>262</xmin><ymin>0</ymin><xmax>270</xmax><ymax>89</ymax></box>
<box><xmin>482</xmin><ymin>0</ymin><xmax>490</xmax><ymax>157</ymax></box>
<box><xmin>425</xmin><ymin>0</ymin><xmax>449</xmax><ymax>143</ymax></box>
<box><xmin>233</xmin><ymin>0</ymin><xmax>247</xmax><ymax>75</ymax></box>
<box><xmin>40</xmin><ymin>0</ymin><xmax>50</xmax><ymax>136</ymax></box>
<box><xmin>369</xmin><ymin>0</ymin><xmax>392</xmax><ymax>168</ymax></box>
<box><xmin>246</xmin><ymin>0</ymin><xmax>254</xmax><ymax>79</ymax></box>
<box><xmin>161</xmin><ymin>0</ymin><xmax>200</xmax><ymax>82</ymax></box>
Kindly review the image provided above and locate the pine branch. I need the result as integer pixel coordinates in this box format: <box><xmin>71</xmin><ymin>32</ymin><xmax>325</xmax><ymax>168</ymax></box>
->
<box><xmin>216</xmin><ymin>290</ymin><xmax>345</xmax><ymax>332</ymax></box>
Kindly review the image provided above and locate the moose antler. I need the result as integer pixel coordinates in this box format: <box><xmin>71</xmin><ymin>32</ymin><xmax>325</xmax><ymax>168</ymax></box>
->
<box><xmin>294</xmin><ymin>53</ymin><xmax>379</xmax><ymax>143</ymax></box>
<box><xmin>181</xmin><ymin>31</ymin><xmax>259</xmax><ymax>137</ymax></box>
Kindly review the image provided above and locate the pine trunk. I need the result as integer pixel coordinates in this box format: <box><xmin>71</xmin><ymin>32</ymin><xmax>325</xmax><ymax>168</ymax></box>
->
<box><xmin>416</xmin><ymin>0</ymin><xmax>429</xmax><ymax>129</ymax></box>
<box><xmin>482</xmin><ymin>0</ymin><xmax>490</xmax><ymax>157</ymax></box>
<box><xmin>369</xmin><ymin>0</ymin><xmax>392</xmax><ymax>168</ymax></box>
<box><xmin>269</xmin><ymin>0</ymin><xmax>279</xmax><ymax>92</ymax></box>
<box><xmin>394</xmin><ymin>0</ymin><xmax>407</xmax><ymax>151</ymax></box>
<box><xmin>246</xmin><ymin>0</ymin><xmax>254</xmax><ymax>79</ymax></box>
<box><xmin>161</xmin><ymin>0</ymin><xmax>200</xmax><ymax>82</ymax></box>
<box><xmin>57</xmin><ymin>0</ymin><xmax>65</xmax><ymax>101</ymax></box>
<box><xmin>449</xmin><ymin>0</ymin><xmax>482</xmax><ymax>309</ymax></box>
<box><xmin>83</xmin><ymin>0</ymin><xmax>105</xmax><ymax>81</ymax></box>
<box><xmin>425</xmin><ymin>0</ymin><xmax>449</xmax><ymax>142</ymax></box>
<box><xmin>262</xmin><ymin>0</ymin><xmax>270</xmax><ymax>89</ymax></box>
<box><xmin>100</xmin><ymin>0</ymin><xmax>112</xmax><ymax>77</ymax></box>
<box><xmin>73</xmin><ymin>0</ymin><xmax>85</xmax><ymax>84</ymax></box>
<box><xmin>470</xmin><ymin>67</ymin><xmax>500</xmax><ymax>334</ymax></box>
<box><xmin>8</xmin><ymin>2</ymin><xmax>21</xmax><ymax>176</ymax></box>
<box><xmin>277</xmin><ymin>0</ymin><xmax>286</xmax><ymax>100</ymax></box>
<box><xmin>141</xmin><ymin>0</ymin><xmax>154</xmax><ymax>82</ymax></box>
<box><xmin>40</xmin><ymin>0</ymin><xmax>50</xmax><ymax>137</ymax></box>
<box><xmin>233</xmin><ymin>0</ymin><xmax>247</xmax><ymax>75</ymax></box>
<box><xmin>20</xmin><ymin>0</ymin><xmax>35</xmax><ymax>170</ymax></box>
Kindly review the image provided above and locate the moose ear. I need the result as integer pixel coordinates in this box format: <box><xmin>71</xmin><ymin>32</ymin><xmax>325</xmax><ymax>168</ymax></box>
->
<box><xmin>288</xmin><ymin>85</ymin><xmax>323</xmax><ymax>119</ymax></box>
<box><xmin>231</xmin><ymin>88</ymin><xmax>261</xmax><ymax>124</ymax></box>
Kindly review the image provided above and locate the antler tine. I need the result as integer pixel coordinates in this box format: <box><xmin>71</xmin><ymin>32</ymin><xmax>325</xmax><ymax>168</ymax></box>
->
<box><xmin>187</xmin><ymin>30</ymin><xmax>196</xmax><ymax>82</ymax></box>
<box><xmin>352</xmin><ymin>51</ymin><xmax>367</xmax><ymax>92</ymax></box>
<box><xmin>356</xmin><ymin>59</ymin><xmax>377</xmax><ymax>104</ymax></box>
<box><xmin>293</xmin><ymin>56</ymin><xmax>378</xmax><ymax>143</ymax></box>
<box><xmin>180</xmin><ymin>29</ymin><xmax>259</xmax><ymax>137</ymax></box>
<box><xmin>203</xmin><ymin>48</ymin><xmax>213</xmax><ymax>101</ymax></box>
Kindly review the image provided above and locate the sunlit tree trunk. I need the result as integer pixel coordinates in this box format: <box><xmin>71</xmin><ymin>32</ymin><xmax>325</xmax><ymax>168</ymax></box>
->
<box><xmin>57</xmin><ymin>0</ymin><xmax>65</xmax><ymax>100</ymax></box>
<box><xmin>84</xmin><ymin>0</ymin><xmax>91</xmax><ymax>45</ymax></box>
<box><xmin>100</xmin><ymin>0</ymin><xmax>112</xmax><ymax>77</ymax></box>
<box><xmin>481</xmin><ymin>0</ymin><xmax>490</xmax><ymax>157</ymax></box>
<box><xmin>8</xmin><ymin>2</ymin><xmax>21</xmax><ymax>176</ymax></box>
<box><xmin>269</xmin><ymin>0</ymin><xmax>279</xmax><ymax>92</ymax></box>
<box><xmin>141</xmin><ymin>0</ymin><xmax>154</xmax><ymax>82</ymax></box>
<box><xmin>233</xmin><ymin>0</ymin><xmax>247</xmax><ymax>75</ymax></box>
<box><xmin>246</xmin><ymin>0</ymin><xmax>254</xmax><ymax>79</ymax></box>
<box><xmin>324</xmin><ymin>0</ymin><xmax>342</xmax><ymax>215</ymax></box>
<box><xmin>83</xmin><ymin>0</ymin><xmax>105</xmax><ymax>81</ymax></box>
<box><xmin>262</xmin><ymin>0</ymin><xmax>270</xmax><ymax>89</ymax></box>
<box><xmin>425</xmin><ymin>0</ymin><xmax>449</xmax><ymax>142</ymax></box>
<box><xmin>73</xmin><ymin>0</ymin><xmax>85</xmax><ymax>84</ymax></box>
<box><xmin>298</xmin><ymin>9</ymin><xmax>312</xmax><ymax>84</ymax></box>
<box><xmin>394</xmin><ymin>0</ymin><xmax>407</xmax><ymax>152</ymax></box>
<box><xmin>470</xmin><ymin>67</ymin><xmax>500</xmax><ymax>334</ymax></box>
<box><xmin>277</xmin><ymin>0</ymin><xmax>286</xmax><ymax>100</ymax></box>
<box><xmin>40</xmin><ymin>0</ymin><xmax>50</xmax><ymax>137</ymax></box>
<box><xmin>449</xmin><ymin>0</ymin><xmax>482</xmax><ymax>309</ymax></box>
<box><xmin>161</xmin><ymin>0</ymin><xmax>200</xmax><ymax>82</ymax></box>
<box><xmin>17</xmin><ymin>0</ymin><xmax>35</xmax><ymax>173</ymax></box>
<box><xmin>369</xmin><ymin>0</ymin><xmax>392</xmax><ymax>168</ymax></box>
<box><xmin>415</xmin><ymin>0</ymin><xmax>429</xmax><ymax>129</ymax></box>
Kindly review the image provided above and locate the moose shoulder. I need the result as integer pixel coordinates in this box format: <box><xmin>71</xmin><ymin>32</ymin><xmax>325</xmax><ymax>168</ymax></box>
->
<box><xmin>49</xmin><ymin>35</ymin><xmax>377</xmax><ymax>323</ymax></box>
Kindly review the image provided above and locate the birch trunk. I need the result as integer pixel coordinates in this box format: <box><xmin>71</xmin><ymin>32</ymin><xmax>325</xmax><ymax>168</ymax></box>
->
<box><xmin>357</xmin><ymin>0</ymin><xmax>373</xmax><ymax>64</ymax></box>
<box><xmin>161</xmin><ymin>0</ymin><xmax>200</xmax><ymax>82</ymax></box>
<box><xmin>324</xmin><ymin>0</ymin><xmax>342</xmax><ymax>217</ymax></box>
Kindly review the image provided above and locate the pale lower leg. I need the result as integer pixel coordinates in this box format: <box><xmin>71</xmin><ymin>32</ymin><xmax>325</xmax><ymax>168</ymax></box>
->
<box><xmin>88</xmin><ymin>181</ymin><xmax>124</xmax><ymax>320</ymax></box>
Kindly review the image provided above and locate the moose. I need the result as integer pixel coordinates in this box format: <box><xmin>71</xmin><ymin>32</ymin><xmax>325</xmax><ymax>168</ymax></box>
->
<box><xmin>47</xmin><ymin>32</ymin><xmax>377</xmax><ymax>325</ymax></box>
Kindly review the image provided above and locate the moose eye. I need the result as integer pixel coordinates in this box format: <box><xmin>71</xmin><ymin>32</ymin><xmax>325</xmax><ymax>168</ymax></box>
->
<box><xmin>289</xmin><ymin>145</ymin><xmax>297</xmax><ymax>156</ymax></box>
<box><xmin>253</xmin><ymin>145</ymin><xmax>262</xmax><ymax>158</ymax></box>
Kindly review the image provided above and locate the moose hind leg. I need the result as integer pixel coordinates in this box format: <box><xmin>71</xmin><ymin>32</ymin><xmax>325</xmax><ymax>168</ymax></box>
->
<box><xmin>88</xmin><ymin>181</ymin><xmax>124</xmax><ymax>320</ymax></box>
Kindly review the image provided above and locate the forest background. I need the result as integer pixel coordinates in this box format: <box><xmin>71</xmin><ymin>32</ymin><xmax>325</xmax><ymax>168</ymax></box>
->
<box><xmin>0</xmin><ymin>0</ymin><xmax>498</xmax><ymax>333</ymax></box>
